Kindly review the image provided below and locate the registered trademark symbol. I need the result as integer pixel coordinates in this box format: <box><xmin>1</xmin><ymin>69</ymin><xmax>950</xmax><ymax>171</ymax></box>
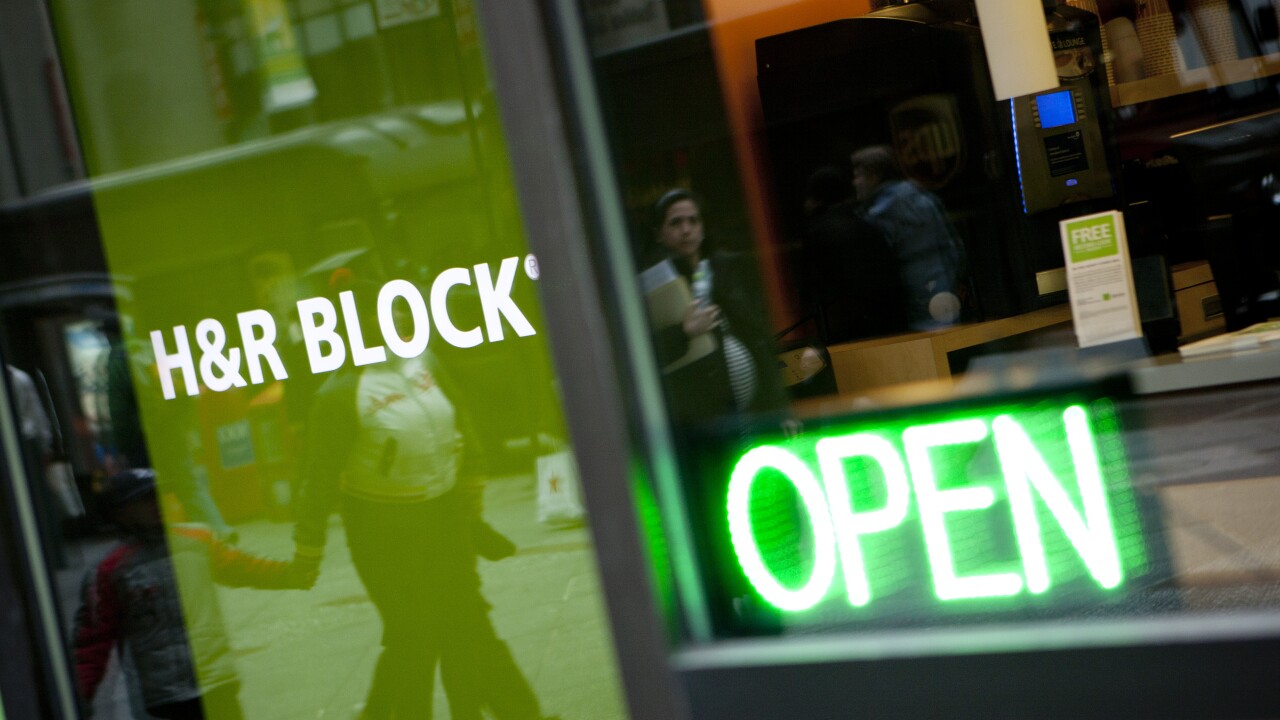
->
<box><xmin>524</xmin><ymin>254</ymin><xmax>540</xmax><ymax>280</ymax></box>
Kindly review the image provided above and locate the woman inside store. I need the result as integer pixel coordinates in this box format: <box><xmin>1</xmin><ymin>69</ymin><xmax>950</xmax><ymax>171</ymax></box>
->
<box><xmin>643</xmin><ymin>188</ymin><xmax>788</xmax><ymax>429</ymax></box>
<box><xmin>290</xmin><ymin>274</ymin><xmax>549</xmax><ymax>720</ymax></box>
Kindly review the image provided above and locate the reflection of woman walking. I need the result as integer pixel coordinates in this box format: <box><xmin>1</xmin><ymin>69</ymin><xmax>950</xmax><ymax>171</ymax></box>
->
<box><xmin>645</xmin><ymin>189</ymin><xmax>787</xmax><ymax>427</ymax></box>
<box><xmin>291</xmin><ymin>281</ymin><xmax>546</xmax><ymax>719</ymax></box>
<box><xmin>643</xmin><ymin>190</ymin><xmax>791</xmax><ymax>633</ymax></box>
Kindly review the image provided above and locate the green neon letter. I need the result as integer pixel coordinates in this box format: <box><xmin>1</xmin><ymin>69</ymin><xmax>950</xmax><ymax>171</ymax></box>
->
<box><xmin>993</xmin><ymin>407</ymin><xmax>1123</xmax><ymax>592</ymax></box>
<box><xmin>727</xmin><ymin>446</ymin><xmax>837</xmax><ymax>612</ymax></box>
<box><xmin>816</xmin><ymin>433</ymin><xmax>910</xmax><ymax>606</ymax></box>
<box><xmin>904</xmin><ymin>419</ymin><xmax>1023</xmax><ymax>601</ymax></box>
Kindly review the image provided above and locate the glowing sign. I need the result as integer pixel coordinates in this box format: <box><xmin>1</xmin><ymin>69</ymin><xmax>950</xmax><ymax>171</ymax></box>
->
<box><xmin>726</xmin><ymin>402</ymin><xmax>1143</xmax><ymax>614</ymax></box>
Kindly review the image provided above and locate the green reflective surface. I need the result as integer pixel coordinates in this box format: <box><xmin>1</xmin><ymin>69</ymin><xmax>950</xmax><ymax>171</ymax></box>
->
<box><xmin>47</xmin><ymin>1</ymin><xmax>628</xmax><ymax>717</ymax></box>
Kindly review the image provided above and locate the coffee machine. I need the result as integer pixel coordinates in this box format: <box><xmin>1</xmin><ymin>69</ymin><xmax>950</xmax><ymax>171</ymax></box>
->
<box><xmin>757</xmin><ymin>0</ymin><xmax>1121</xmax><ymax>331</ymax></box>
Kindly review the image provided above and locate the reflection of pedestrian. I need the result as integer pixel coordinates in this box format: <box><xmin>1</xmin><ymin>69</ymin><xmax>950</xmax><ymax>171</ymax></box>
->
<box><xmin>8</xmin><ymin>365</ymin><xmax>52</xmax><ymax>455</ymax></box>
<box><xmin>645</xmin><ymin>189</ymin><xmax>788</xmax><ymax>426</ymax></box>
<box><xmin>291</xmin><ymin>277</ymin><xmax>547</xmax><ymax>720</ymax></box>
<box><xmin>801</xmin><ymin>168</ymin><xmax>909</xmax><ymax>343</ymax></box>
<box><xmin>852</xmin><ymin>146</ymin><xmax>966</xmax><ymax>330</ymax></box>
<box><xmin>73</xmin><ymin>469</ymin><xmax>307</xmax><ymax>720</ymax></box>
<box><xmin>7</xmin><ymin>364</ymin><xmax>65</xmax><ymax>566</ymax></box>
<box><xmin>642</xmin><ymin>190</ymin><xmax>791</xmax><ymax>634</ymax></box>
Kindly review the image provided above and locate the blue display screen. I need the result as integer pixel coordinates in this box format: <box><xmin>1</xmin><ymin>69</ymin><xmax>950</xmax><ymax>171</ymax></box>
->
<box><xmin>1036</xmin><ymin>90</ymin><xmax>1076</xmax><ymax>129</ymax></box>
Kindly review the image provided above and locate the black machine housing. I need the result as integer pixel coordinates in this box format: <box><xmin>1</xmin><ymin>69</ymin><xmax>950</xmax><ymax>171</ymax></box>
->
<box><xmin>756</xmin><ymin>0</ymin><xmax>1122</xmax><ymax>335</ymax></box>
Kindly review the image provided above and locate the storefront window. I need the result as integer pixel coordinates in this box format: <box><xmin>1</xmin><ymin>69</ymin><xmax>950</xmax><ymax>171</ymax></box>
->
<box><xmin>1</xmin><ymin>1</ymin><xmax>628</xmax><ymax>718</ymax></box>
<box><xmin>571</xmin><ymin>0</ymin><xmax>1280</xmax><ymax>649</ymax></box>
<box><xmin>5</xmin><ymin>0</ymin><xmax>1280</xmax><ymax>715</ymax></box>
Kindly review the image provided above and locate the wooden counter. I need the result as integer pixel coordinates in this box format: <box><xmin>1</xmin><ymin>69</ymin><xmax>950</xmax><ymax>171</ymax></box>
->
<box><xmin>827</xmin><ymin>304</ymin><xmax>1073</xmax><ymax>394</ymax></box>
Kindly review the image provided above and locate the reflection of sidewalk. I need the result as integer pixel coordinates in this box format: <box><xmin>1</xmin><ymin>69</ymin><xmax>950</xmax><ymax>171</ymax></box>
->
<box><xmin>221</xmin><ymin>473</ymin><xmax>627</xmax><ymax>720</ymax></box>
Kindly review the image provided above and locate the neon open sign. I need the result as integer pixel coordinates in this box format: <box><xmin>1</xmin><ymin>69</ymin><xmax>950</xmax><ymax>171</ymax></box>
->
<box><xmin>725</xmin><ymin>401</ymin><xmax>1145</xmax><ymax>614</ymax></box>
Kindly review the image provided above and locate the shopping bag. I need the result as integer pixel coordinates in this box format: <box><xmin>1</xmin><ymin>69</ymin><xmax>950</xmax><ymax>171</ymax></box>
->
<box><xmin>535</xmin><ymin>450</ymin><xmax>584</xmax><ymax>525</ymax></box>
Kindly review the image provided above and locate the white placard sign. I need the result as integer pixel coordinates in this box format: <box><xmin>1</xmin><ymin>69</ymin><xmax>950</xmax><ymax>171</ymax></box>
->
<box><xmin>1059</xmin><ymin>210</ymin><xmax>1143</xmax><ymax>348</ymax></box>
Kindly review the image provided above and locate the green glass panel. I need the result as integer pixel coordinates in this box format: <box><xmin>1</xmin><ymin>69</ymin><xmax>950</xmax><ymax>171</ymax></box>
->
<box><xmin>50</xmin><ymin>1</ymin><xmax>628</xmax><ymax>717</ymax></box>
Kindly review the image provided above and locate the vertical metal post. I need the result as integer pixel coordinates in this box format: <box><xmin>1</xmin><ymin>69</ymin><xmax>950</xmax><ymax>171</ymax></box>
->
<box><xmin>472</xmin><ymin>2</ymin><xmax>692</xmax><ymax>719</ymax></box>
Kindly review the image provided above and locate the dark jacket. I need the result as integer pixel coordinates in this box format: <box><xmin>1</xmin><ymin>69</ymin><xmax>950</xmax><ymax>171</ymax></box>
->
<box><xmin>803</xmin><ymin>201</ymin><xmax>910</xmax><ymax>343</ymax></box>
<box><xmin>74</xmin><ymin>525</ymin><xmax>293</xmax><ymax>710</ymax></box>
<box><xmin>860</xmin><ymin>180</ymin><xmax>966</xmax><ymax>329</ymax></box>
<box><xmin>651</xmin><ymin>250</ymin><xmax>788</xmax><ymax>425</ymax></box>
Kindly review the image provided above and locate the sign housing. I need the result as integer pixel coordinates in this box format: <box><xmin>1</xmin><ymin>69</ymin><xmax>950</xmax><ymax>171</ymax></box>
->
<box><xmin>700</xmin><ymin>394</ymin><xmax>1153</xmax><ymax>634</ymax></box>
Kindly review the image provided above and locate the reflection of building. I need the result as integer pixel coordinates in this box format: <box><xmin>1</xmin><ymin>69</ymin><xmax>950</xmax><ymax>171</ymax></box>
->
<box><xmin>32</xmin><ymin>0</ymin><xmax>494</xmax><ymax>174</ymax></box>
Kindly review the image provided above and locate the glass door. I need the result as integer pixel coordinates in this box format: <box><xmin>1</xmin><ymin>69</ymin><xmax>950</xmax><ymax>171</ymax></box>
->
<box><xmin>0</xmin><ymin>1</ymin><xmax>637</xmax><ymax>718</ymax></box>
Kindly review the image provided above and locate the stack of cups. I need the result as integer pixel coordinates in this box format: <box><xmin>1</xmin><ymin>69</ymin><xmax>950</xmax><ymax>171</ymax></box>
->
<box><xmin>1187</xmin><ymin>0</ymin><xmax>1239</xmax><ymax>65</ymax></box>
<box><xmin>1136</xmin><ymin>0</ymin><xmax>1186</xmax><ymax>76</ymax></box>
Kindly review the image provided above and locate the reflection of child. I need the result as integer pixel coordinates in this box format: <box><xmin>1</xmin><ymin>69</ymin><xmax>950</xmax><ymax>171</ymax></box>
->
<box><xmin>73</xmin><ymin>469</ymin><xmax>308</xmax><ymax>719</ymax></box>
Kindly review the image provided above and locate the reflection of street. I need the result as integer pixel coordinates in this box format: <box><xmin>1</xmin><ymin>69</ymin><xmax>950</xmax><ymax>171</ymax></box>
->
<box><xmin>57</xmin><ymin>473</ymin><xmax>625</xmax><ymax>720</ymax></box>
<box><xmin>1125</xmin><ymin>384</ymin><xmax>1280</xmax><ymax>603</ymax></box>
